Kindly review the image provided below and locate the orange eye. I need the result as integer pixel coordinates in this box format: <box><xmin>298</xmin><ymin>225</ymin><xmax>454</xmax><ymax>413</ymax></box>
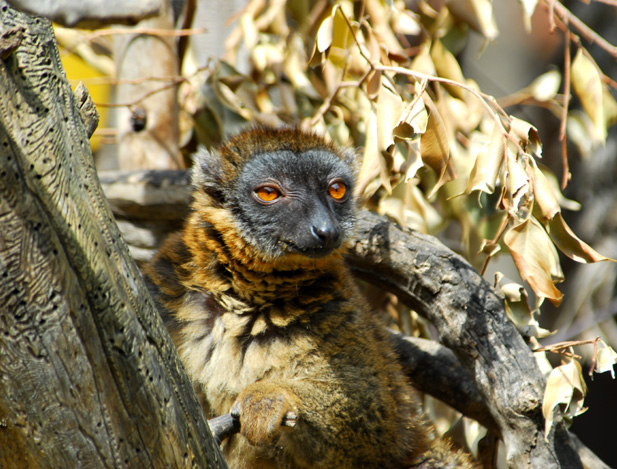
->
<box><xmin>328</xmin><ymin>181</ymin><xmax>347</xmax><ymax>200</ymax></box>
<box><xmin>255</xmin><ymin>186</ymin><xmax>280</xmax><ymax>202</ymax></box>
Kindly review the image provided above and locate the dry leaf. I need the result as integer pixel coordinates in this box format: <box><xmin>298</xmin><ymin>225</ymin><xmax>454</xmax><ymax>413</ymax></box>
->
<box><xmin>542</xmin><ymin>356</ymin><xmax>586</xmax><ymax>437</ymax></box>
<box><xmin>422</xmin><ymin>96</ymin><xmax>453</xmax><ymax>197</ymax></box>
<box><xmin>529</xmin><ymin>158</ymin><xmax>560</xmax><ymax>220</ymax></box>
<box><xmin>501</xmin><ymin>282</ymin><xmax>553</xmax><ymax>338</ymax></box>
<box><xmin>394</xmin><ymin>96</ymin><xmax>428</xmax><ymax>139</ymax></box>
<box><xmin>430</xmin><ymin>39</ymin><xmax>466</xmax><ymax>100</ymax></box>
<box><xmin>571</xmin><ymin>49</ymin><xmax>607</xmax><ymax>143</ymax></box>
<box><xmin>529</xmin><ymin>69</ymin><xmax>561</xmax><ymax>102</ymax></box>
<box><xmin>392</xmin><ymin>9</ymin><xmax>421</xmax><ymax>36</ymax></box>
<box><xmin>504</xmin><ymin>218</ymin><xmax>563</xmax><ymax>306</ymax></box>
<box><xmin>595</xmin><ymin>340</ymin><xmax>617</xmax><ymax>378</ymax></box>
<box><xmin>518</xmin><ymin>0</ymin><xmax>538</xmax><ymax>33</ymax></box>
<box><xmin>465</xmin><ymin>122</ymin><xmax>504</xmax><ymax>194</ymax></box>
<box><xmin>357</xmin><ymin>108</ymin><xmax>382</xmax><ymax>198</ymax></box>
<box><xmin>447</xmin><ymin>0</ymin><xmax>499</xmax><ymax>40</ymax></box>
<box><xmin>316</xmin><ymin>12</ymin><xmax>334</xmax><ymax>53</ymax></box>
<box><xmin>546</xmin><ymin>213</ymin><xmax>616</xmax><ymax>264</ymax></box>
<box><xmin>509</xmin><ymin>116</ymin><xmax>541</xmax><ymax>156</ymax></box>
<box><xmin>505</xmin><ymin>151</ymin><xmax>531</xmax><ymax>218</ymax></box>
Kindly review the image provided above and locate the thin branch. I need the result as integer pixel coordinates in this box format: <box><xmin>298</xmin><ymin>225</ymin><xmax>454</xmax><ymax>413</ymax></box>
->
<box><xmin>560</xmin><ymin>29</ymin><xmax>572</xmax><ymax>189</ymax></box>
<box><xmin>541</xmin><ymin>0</ymin><xmax>617</xmax><ymax>58</ymax></box>
<box><xmin>95</xmin><ymin>78</ymin><xmax>186</xmax><ymax>108</ymax></box>
<box><xmin>534</xmin><ymin>337</ymin><xmax>600</xmax><ymax>355</ymax></box>
<box><xmin>87</xmin><ymin>27</ymin><xmax>208</xmax><ymax>40</ymax></box>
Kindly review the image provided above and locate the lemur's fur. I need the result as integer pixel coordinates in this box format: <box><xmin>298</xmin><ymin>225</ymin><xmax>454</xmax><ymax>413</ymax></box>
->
<box><xmin>144</xmin><ymin>128</ymin><xmax>476</xmax><ymax>468</ymax></box>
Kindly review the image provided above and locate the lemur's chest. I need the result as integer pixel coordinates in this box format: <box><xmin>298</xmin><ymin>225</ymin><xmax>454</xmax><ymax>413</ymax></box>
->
<box><xmin>175</xmin><ymin>291</ymin><xmax>328</xmax><ymax>415</ymax></box>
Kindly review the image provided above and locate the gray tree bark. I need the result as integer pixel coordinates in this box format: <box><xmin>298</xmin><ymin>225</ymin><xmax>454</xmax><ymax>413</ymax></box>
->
<box><xmin>0</xmin><ymin>3</ymin><xmax>225</xmax><ymax>467</ymax></box>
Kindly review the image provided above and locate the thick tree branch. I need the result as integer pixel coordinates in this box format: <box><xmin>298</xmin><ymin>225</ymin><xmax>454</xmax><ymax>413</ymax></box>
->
<box><xmin>346</xmin><ymin>211</ymin><xmax>581</xmax><ymax>468</ymax></box>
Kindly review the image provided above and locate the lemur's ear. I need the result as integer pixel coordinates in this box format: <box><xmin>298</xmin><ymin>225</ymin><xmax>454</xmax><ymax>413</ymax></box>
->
<box><xmin>339</xmin><ymin>147</ymin><xmax>360</xmax><ymax>176</ymax></box>
<box><xmin>192</xmin><ymin>147</ymin><xmax>230</xmax><ymax>204</ymax></box>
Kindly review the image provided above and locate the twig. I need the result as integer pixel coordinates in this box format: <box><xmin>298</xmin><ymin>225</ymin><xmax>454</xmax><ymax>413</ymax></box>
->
<box><xmin>87</xmin><ymin>27</ymin><xmax>208</xmax><ymax>40</ymax></box>
<box><xmin>541</xmin><ymin>0</ymin><xmax>617</xmax><ymax>58</ymax></box>
<box><xmin>534</xmin><ymin>337</ymin><xmax>601</xmax><ymax>360</ymax></box>
<box><xmin>95</xmin><ymin>78</ymin><xmax>186</xmax><ymax>108</ymax></box>
<box><xmin>560</xmin><ymin>29</ymin><xmax>571</xmax><ymax>189</ymax></box>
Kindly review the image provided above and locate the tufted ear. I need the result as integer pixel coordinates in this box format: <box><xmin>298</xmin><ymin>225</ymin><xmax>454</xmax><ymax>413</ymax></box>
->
<box><xmin>191</xmin><ymin>147</ymin><xmax>229</xmax><ymax>204</ymax></box>
<box><xmin>339</xmin><ymin>146</ymin><xmax>360</xmax><ymax>178</ymax></box>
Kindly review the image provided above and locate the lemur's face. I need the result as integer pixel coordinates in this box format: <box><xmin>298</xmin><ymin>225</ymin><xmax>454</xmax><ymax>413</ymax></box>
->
<box><xmin>229</xmin><ymin>148</ymin><xmax>356</xmax><ymax>259</ymax></box>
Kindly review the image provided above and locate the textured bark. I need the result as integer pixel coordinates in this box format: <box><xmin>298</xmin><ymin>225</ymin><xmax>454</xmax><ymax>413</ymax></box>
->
<box><xmin>346</xmin><ymin>211</ymin><xmax>582</xmax><ymax>468</ymax></box>
<box><xmin>0</xmin><ymin>3</ymin><xmax>225</xmax><ymax>467</ymax></box>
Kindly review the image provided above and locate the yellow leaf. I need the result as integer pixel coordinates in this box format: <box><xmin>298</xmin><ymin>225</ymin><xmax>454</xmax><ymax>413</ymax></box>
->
<box><xmin>394</xmin><ymin>96</ymin><xmax>428</xmax><ymax>139</ymax></box>
<box><xmin>399</xmin><ymin>137</ymin><xmax>424</xmax><ymax>182</ymax></box>
<box><xmin>366</xmin><ymin>69</ymin><xmax>382</xmax><ymax>100</ymax></box>
<box><xmin>542</xmin><ymin>357</ymin><xmax>586</xmax><ymax>437</ymax></box>
<box><xmin>447</xmin><ymin>0</ymin><xmax>499</xmax><ymax>40</ymax></box>
<box><xmin>393</xmin><ymin>10</ymin><xmax>421</xmax><ymax>36</ymax></box>
<box><xmin>529</xmin><ymin>69</ymin><xmax>561</xmax><ymax>102</ymax></box>
<box><xmin>518</xmin><ymin>0</ymin><xmax>538</xmax><ymax>33</ymax></box>
<box><xmin>504</xmin><ymin>218</ymin><xmax>563</xmax><ymax>306</ymax></box>
<box><xmin>546</xmin><ymin>212</ymin><xmax>616</xmax><ymax>264</ymax></box>
<box><xmin>501</xmin><ymin>283</ymin><xmax>554</xmax><ymax>338</ymax></box>
<box><xmin>465</xmin><ymin>122</ymin><xmax>504</xmax><ymax>194</ymax></box>
<box><xmin>529</xmin><ymin>159</ymin><xmax>560</xmax><ymax>220</ymax></box>
<box><xmin>505</xmin><ymin>151</ymin><xmax>531</xmax><ymax>218</ymax></box>
<box><xmin>536</xmin><ymin>164</ymin><xmax>580</xmax><ymax>212</ymax></box>
<box><xmin>410</xmin><ymin>42</ymin><xmax>436</xmax><ymax>77</ymax></box>
<box><xmin>316</xmin><ymin>13</ymin><xmax>334</xmax><ymax>53</ymax></box>
<box><xmin>509</xmin><ymin>116</ymin><xmax>541</xmax><ymax>156</ymax></box>
<box><xmin>376</xmin><ymin>83</ymin><xmax>404</xmax><ymax>154</ymax></box>
<box><xmin>595</xmin><ymin>340</ymin><xmax>617</xmax><ymax>378</ymax></box>
<box><xmin>357</xmin><ymin>109</ymin><xmax>381</xmax><ymax>198</ymax></box>
<box><xmin>571</xmin><ymin>49</ymin><xmax>607</xmax><ymax>143</ymax></box>
<box><xmin>430</xmin><ymin>39</ymin><xmax>466</xmax><ymax>100</ymax></box>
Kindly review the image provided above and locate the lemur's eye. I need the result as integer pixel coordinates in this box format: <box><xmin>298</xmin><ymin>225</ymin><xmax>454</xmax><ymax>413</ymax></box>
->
<box><xmin>254</xmin><ymin>185</ymin><xmax>281</xmax><ymax>203</ymax></box>
<box><xmin>328</xmin><ymin>181</ymin><xmax>347</xmax><ymax>201</ymax></box>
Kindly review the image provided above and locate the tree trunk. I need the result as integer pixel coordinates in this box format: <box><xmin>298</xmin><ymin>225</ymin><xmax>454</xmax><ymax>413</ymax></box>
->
<box><xmin>0</xmin><ymin>3</ymin><xmax>225</xmax><ymax>467</ymax></box>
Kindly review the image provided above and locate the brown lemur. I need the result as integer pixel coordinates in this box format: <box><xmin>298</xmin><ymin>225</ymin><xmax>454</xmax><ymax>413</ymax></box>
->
<box><xmin>143</xmin><ymin>127</ymin><xmax>476</xmax><ymax>468</ymax></box>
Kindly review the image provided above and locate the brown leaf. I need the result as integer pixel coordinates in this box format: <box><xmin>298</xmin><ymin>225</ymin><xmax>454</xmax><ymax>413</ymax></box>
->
<box><xmin>546</xmin><ymin>213</ymin><xmax>616</xmax><ymax>264</ymax></box>
<box><xmin>504</xmin><ymin>218</ymin><xmax>563</xmax><ymax>306</ymax></box>
<box><xmin>421</xmin><ymin>96</ymin><xmax>453</xmax><ymax>197</ymax></box>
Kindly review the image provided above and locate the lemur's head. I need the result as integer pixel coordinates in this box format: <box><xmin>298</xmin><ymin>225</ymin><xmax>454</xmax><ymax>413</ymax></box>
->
<box><xmin>192</xmin><ymin>128</ymin><xmax>358</xmax><ymax>260</ymax></box>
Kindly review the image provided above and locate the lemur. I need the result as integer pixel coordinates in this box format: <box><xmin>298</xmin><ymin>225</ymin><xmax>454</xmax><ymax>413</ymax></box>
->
<box><xmin>143</xmin><ymin>127</ymin><xmax>476</xmax><ymax>468</ymax></box>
